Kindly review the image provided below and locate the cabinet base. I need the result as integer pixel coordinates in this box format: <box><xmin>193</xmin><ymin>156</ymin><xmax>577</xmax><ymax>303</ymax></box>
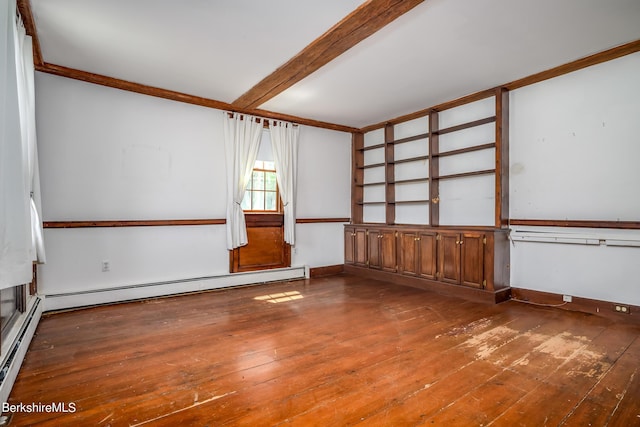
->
<box><xmin>344</xmin><ymin>264</ymin><xmax>511</xmax><ymax>304</ymax></box>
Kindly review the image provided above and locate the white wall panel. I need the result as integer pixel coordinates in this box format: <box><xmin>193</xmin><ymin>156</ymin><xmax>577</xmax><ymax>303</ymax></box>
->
<box><xmin>363</xmin><ymin>185</ymin><xmax>385</xmax><ymax>203</ymax></box>
<box><xmin>363</xmin><ymin>166</ymin><xmax>385</xmax><ymax>184</ymax></box>
<box><xmin>395</xmin><ymin>181</ymin><xmax>428</xmax><ymax>201</ymax></box>
<box><xmin>395</xmin><ymin>204</ymin><xmax>429</xmax><ymax>225</ymax></box>
<box><xmin>363</xmin><ymin>204</ymin><xmax>385</xmax><ymax>223</ymax></box>
<box><xmin>439</xmin><ymin>97</ymin><xmax>495</xmax><ymax>129</ymax></box>
<box><xmin>363</xmin><ymin>146</ymin><xmax>385</xmax><ymax>165</ymax></box>
<box><xmin>509</xmin><ymin>52</ymin><xmax>640</xmax><ymax>306</ymax></box>
<box><xmin>439</xmin><ymin>175</ymin><xmax>494</xmax><ymax>226</ymax></box>
<box><xmin>36</xmin><ymin>74</ymin><xmax>351</xmax><ymax>300</ymax></box>
<box><xmin>510</xmin><ymin>52</ymin><xmax>640</xmax><ymax>221</ymax></box>
<box><xmin>295</xmin><ymin>125</ymin><xmax>351</xmax><ymax>218</ymax></box>
<box><xmin>394</xmin><ymin>161</ymin><xmax>429</xmax><ymax>181</ymax></box>
<box><xmin>439</xmin><ymin>149</ymin><xmax>495</xmax><ymax>176</ymax></box>
<box><xmin>394</xmin><ymin>138</ymin><xmax>428</xmax><ymax>160</ymax></box>
<box><xmin>394</xmin><ymin>116</ymin><xmax>429</xmax><ymax>140</ymax></box>
<box><xmin>36</xmin><ymin>73</ymin><xmax>225</xmax><ymax>220</ymax></box>
<box><xmin>364</xmin><ymin>128</ymin><xmax>384</xmax><ymax>147</ymax></box>
<box><xmin>439</xmin><ymin>123</ymin><xmax>494</xmax><ymax>152</ymax></box>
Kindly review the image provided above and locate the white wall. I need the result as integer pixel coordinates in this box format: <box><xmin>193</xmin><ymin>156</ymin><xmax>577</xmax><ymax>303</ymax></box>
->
<box><xmin>509</xmin><ymin>52</ymin><xmax>640</xmax><ymax>306</ymax></box>
<box><xmin>35</xmin><ymin>73</ymin><xmax>350</xmax><ymax>303</ymax></box>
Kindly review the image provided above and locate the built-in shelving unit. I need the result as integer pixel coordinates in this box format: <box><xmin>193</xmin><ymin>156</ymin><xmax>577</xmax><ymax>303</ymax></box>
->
<box><xmin>348</xmin><ymin>88</ymin><xmax>510</xmax><ymax>303</ymax></box>
<box><xmin>352</xmin><ymin>88</ymin><xmax>509</xmax><ymax>228</ymax></box>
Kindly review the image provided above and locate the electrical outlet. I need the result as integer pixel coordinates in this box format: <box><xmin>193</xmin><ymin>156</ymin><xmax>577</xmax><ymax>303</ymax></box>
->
<box><xmin>101</xmin><ymin>260</ymin><xmax>110</xmax><ymax>272</ymax></box>
<box><xmin>562</xmin><ymin>295</ymin><xmax>572</xmax><ymax>303</ymax></box>
<box><xmin>614</xmin><ymin>304</ymin><xmax>630</xmax><ymax>314</ymax></box>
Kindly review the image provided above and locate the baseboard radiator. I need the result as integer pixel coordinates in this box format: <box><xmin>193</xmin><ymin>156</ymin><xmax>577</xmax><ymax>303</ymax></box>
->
<box><xmin>44</xmin><ymin>266</ymin><xmax>308</xmax><ymax>312</ymax></box>
<box><xmin>510</xmin><ymin>229</ymin><xmax>640</xmax><ymax>247</ymax></box>
<box><xmin>0</xmin><ymin>297</ymin><xmax>43</xmax><ymax>404</ymax></box>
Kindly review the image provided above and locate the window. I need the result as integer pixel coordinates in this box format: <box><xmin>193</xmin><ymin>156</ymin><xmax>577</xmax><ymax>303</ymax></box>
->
<box><xmin>241</xmin><ymin>160</ymin><xmax>280</xmax><ymax>212</ymax></box>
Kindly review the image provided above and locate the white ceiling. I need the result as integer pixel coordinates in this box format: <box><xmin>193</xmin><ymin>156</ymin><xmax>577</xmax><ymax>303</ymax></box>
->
<box><xmin>31</xmin><ymin>0</ymin><xmax>640</xmax><ymax>129</ymax></box>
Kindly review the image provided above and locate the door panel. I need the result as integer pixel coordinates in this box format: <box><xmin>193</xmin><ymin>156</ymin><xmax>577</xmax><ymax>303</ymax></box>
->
<box><xmin>230</xmin><ymin>216</ymin><xmax>290</xmax><ymax>273</ymax></box>
<box><xmin>368</xmin><ymin>229</ymin><xmax>381</xmax><ymax>269</ymax></box>
<box><xmin>380</xmin><ymin>230</ymin><xmax>397</xmax><ymax>272</ymax></box>
<box><xmin>399</xmin><ymin>232</ymin><xmax>418</xmax><ymax>276</ymax></box>
<box><xmin>354</xmin><ymin>228</ymin><xmax>368</xmax><ymax>266</ymax></box>
<box><xmin>344</xmin><ymin>228</ymin><xmax>355</xmax><ymax>264</ymax></box>
<box><xmin>461</xmin><ymin>233</ymin><xmax>485</xmax><ymax>288</ymax></box>
<box><xmin>439</xmin><ymin>233</ymin><xmax>461</xmax><ymax>284</ymax></box>
<box><xmin>418</xmin><ymin>232</ymin><xmax>437</xmax><ymax>280</ymax></box>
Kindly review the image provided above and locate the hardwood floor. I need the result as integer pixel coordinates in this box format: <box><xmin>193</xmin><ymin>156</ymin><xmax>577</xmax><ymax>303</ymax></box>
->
<box><xmin>6</xmin><ymin>274</ymin><xmax>640</xmax><ymax>426</ymax></box>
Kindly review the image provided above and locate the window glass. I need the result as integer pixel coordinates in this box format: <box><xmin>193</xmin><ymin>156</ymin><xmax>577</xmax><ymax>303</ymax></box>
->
<box><xmin>242</xmin><ymin>159</ymin><xmax>280</xmax><ymax>212</ymax></box>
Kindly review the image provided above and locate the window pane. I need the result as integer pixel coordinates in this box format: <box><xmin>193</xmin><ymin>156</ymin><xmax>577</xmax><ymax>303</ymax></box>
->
<box><xmin>265</xmin><ymin>172</ymin><xmax>277</xmax><ymax>191</ymax></box>
<box><xmin>263</xmin><ymin>161</ymin><xmax>275</xmax><ymax>171</ymax></box>
<box><xmin>252</xmin><ymin>191</ymin><xmax>264</xmax><ymax>211</ymax></box>
<box><xmin>245</xmin><ymin>175</ymin><xmax>252</xmax><ymax>190</ymax></box>
<box><xmin>255</xmin><ymin>160</ymin><xmax>264</xmax><ymax>170</ymax></box>
<box><xmin>241</xmin><ymin>192</ymin><xmax>251</xmax><ymax>210</ymax></box>
<box><xmin>265</xmin><ymin>191</ymin><xmax>276</xmax><ymax>211</ymax></box>
<box><xmin>253</xmin><ymin>171</ymin><xmax>265</xmax><ymax>190</ymax></box>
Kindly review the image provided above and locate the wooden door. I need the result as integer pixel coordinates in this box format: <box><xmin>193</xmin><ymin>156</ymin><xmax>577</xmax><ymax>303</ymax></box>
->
<box><xmin>418</xmin><ymin>231</ymin><xmax>437</xmax><ymax>280</ymax></box>
<box><xmin>367</xmin><ymin>229</ymin><xmax>381</xmax><ymax>269</ymax></box>
<box><xmin>438</xmin><ymin>232</ymin><xmax>461</xmax><ymax>284</ymax></box>
<box><xmin>398</xmin><ymin>231</ymin><xmax>418</xmax><ymax>276</ymax></box>
<box><xmin>354</xmin><ymin>228</ymin><xmax>368</xmax><ymax>266</ymax></box>
<box><xmin>344</xmin><ymin>227</ymin><xmax>355</xmax><ymax>264</ymax></box>
<box><xmin>379</xmin><ymin>229</ymin><xmax>397</xmax><ymax>272</ymax></box>
<box><xmin>461</xmin><ymin>233</ymin><xmax>485</xmax><ymax>288</ymax></box>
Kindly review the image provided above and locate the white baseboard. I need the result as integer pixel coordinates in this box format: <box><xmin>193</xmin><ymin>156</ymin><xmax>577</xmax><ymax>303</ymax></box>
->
<box><xmin>43</xmin><ymin>266</ymin><xmax>307</xmax><ymax>311</ymax></box>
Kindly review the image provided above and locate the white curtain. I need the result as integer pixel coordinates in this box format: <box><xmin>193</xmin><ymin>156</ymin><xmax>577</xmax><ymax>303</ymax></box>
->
<box><xmin>223</xmin><ymin>112</ymin><xmax>263</xmax><ymax>250</ymax></box>
<box><xmin>19</xmin><ymin>31</ymin><xmax>46</xmax><ymax>264</ymax></box>
<box><xmin>269</xmin><ymin>120</ymin><xmax>299</xmax><ymax>245</ymax></box>
<box><xmin>0</xmin><ymin>1</ymin><xmax>35</xmax><ymax>289</ymax></box>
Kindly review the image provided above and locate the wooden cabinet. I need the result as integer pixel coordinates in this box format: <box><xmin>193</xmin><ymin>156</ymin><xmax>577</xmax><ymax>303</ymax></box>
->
<box><xmin>368</xmin><ymin>228</ymin><xmax>397</xmax><ymax>272</ymax></box>
<box><xmin>345</xmin><ymin>226</ymin><xmax>396</xmax><ymax>272</ymax></box>
<box><xmin>345</xmin><ymin>226</ymin><xmax>368</xmax><ymax>267</ymax></box>
<box><xmin>438</xmin><ymin>231</ymin><xmax>485</xmax><ymax>288</ymax></box>
<box><xmin>399</xmin><ymin>230</ymin><xmax>436</xmax><ymax>280</ymax></box>
<box><xmin>345</xmin><ymin>224</ymin><xmax>509</xmax><ymax>303</ymax></box>
<box><xmin>438</xmin><ymin>232</ymin><xmax>461</xmax><ymax>285</ymax></box>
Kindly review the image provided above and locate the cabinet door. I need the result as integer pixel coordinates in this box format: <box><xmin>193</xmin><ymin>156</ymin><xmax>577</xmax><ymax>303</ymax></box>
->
<box><xmin>380</xmin><ymin>230</ymin><xmax>397</xmax><ymax>272</ymax></box>
<box><xmin>461</xmin><ymin>233</ymin><xmax>485</xmax><ymax>288</ymax></box>
<box><xmin>344</xmin><ymin>228</ymin><xmax>355</xmax><ymax>264</ymax></box>
<box><xmin>367</xmin><ymin>229</ymin><xmax>381</xmax><ymax>269</ymax></box>
<box><xmin>354</xmin><ymin>228</ymin><xmax>368</xmax><ymax>266</ymax></box>
<box><xmin>438</xmin><ymin>232</ymin><xmax>461</xmax><ymax>284</ymax></box>
<box><xmin>399</xmin><ymin>231</ymin><xmax>419</xmax><ymax>276</ymax></box>
<box><xmin>418</xmin><ymin>232</ymin><xmax>437</xmax><ymax>280</ymax></box>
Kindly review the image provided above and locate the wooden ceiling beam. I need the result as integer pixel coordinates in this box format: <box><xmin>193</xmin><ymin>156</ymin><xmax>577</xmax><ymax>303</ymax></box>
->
<box><xmin>35</xmin><ymin>63</ymin><xmax>359</xmax><ymax>133</ymax></box>
<box><xmin>17</xmin><ymin>0</ymin><xmax>43</xmax><ymax>67</ymax></box>
<box><xmin>232</xmin><ymin>0</ymin><xmax>425</xmax><ymax>109</ymax></box>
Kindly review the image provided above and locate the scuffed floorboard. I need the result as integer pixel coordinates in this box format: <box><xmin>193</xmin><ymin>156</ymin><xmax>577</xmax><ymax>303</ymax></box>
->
<box><xmin>6</xmin><ymin>274</ymin><xmax>640</xmax><ymax>426</ymax></box>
